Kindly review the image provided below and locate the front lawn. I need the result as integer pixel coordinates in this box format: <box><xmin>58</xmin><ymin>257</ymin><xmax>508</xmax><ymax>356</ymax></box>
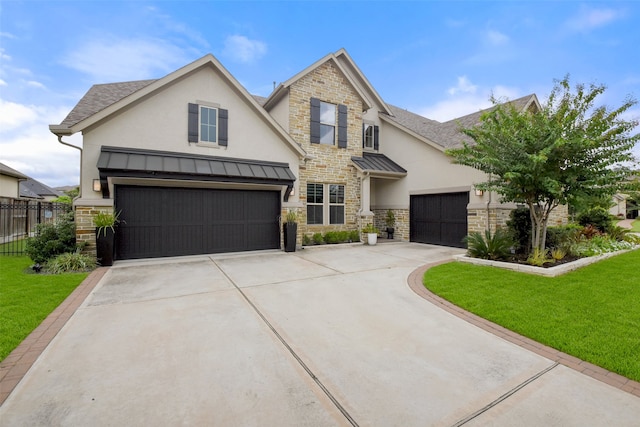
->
<box><xmin>0</xmin><ymin>256</ymin><xmax>88</xmax><ymax>362</ymax></box>
<box><xmin>631</xmin><ymin>219</ymin><xmax>640</xmax><ymax>232</ymax></box>
<box><xmin>423</xmin><ymin>249</ymin><xmax>640</xmax><ymax>382</ymax></box>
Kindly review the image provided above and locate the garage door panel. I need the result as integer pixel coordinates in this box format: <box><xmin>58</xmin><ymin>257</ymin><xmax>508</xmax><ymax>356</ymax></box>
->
<box><xmin>115</xmin><ymin>186</ymin><xmax>280</xmax><ymax>260</ymax></box>
<box><xmin>410</xmin><ymin>192</ymin><xmax>468</xmax><ymax>248</ymax></box>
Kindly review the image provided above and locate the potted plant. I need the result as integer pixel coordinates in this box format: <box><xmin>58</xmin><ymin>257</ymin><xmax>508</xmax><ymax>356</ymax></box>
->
<box><xmin>362</xmin><ymin>223</ymin><xmax>379</xmax><ymax>245</ymax></box>
<box><xmin>385</xmin><ymin>209</ymin><xmax>396</xmax><ymax>239</ymax></box>
<box><xmin>283</xmin><ymin>209</ymin><xmax>298</xmax><ymax>252</ymax></box>
<box><xmin>93</xmin><ymin>210</ymin><xmax>121</xmax><ymax>266</ymax></box>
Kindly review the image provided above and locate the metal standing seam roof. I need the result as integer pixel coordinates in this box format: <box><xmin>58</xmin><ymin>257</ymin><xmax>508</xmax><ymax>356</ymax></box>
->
<box><xmin>97</xmin><ymin>146</ymin><xmax>296</xmax><ymax>183</ymax></box>
<box><xmin>351</xmin><ymin>152</ymin><xmax>407</xmax><ymax>176</ymax></box>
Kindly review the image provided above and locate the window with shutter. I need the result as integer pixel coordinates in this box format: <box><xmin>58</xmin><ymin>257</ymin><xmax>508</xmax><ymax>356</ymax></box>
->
<box><xmin>310</xmin><ymin>98</ymin><xmax>347</xmax><ymax>148</ymax></box>
<box><xmin>187</xmin><ymin>103</ymin><xmax>228</xmax><ymax>146</ymax></box>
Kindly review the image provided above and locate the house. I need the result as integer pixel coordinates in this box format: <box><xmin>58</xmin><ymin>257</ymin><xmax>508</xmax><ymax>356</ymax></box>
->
<box><xmin>19</xmin><ymin>178</ymin><xmax>62</xmax><ymax>201</ymax></box>
<box><xmin>50</xmin><ymin>49</ymin><xmax>564</xmax><ymax>260</ymax></box>
<box><xmin>0</xmin><ymin>162</ymin><xmax>28</xmax><ymax>200</ymax></box>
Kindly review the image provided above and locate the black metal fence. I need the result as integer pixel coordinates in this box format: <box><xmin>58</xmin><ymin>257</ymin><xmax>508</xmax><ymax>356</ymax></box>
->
<box><xmin>0</xmin><ymin>199</ymin><xmax>70</xmax><ymax>256</ymax></box>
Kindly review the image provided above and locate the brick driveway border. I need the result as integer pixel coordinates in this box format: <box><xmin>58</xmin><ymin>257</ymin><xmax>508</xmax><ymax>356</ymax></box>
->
<box><xmin>408</xmin><ymin>261</ymin><xmax>640</xmax><ymax>398</ymax></box>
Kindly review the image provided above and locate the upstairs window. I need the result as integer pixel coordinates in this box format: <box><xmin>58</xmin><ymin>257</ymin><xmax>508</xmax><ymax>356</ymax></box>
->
<box><xmin>362</xmin><ymin>123</ymin><xmax>379</xmax><ymax>150</ymax></box>
<box><xmin>310</xmin><ymin>98</ymin><xmax>348</xmax><ymax>148</ymax></box>
<box><xmin>200</xmin><ymin>106</ymin><xmax>218</xmax><ymax>143</ymax></box>
<box><xmin>188</xmin><ymin>103</ymin><xmax>228</xmax><ymax>146</ymax></box>
<box><xmin>319</xmin><ymin>102</ymin><xmax>336</xmax><ymax>145</ymax></box>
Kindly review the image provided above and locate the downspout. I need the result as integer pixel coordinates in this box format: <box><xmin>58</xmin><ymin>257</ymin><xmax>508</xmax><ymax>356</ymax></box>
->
<box><xmin>486</xmin><ymin>174</ymin><xmax>492</xmax><ymax>231</ymax></box>
<box><xmin>56</xmin><ymin>135</ymin><xmax>82</xmax><ymax>201</ymax></box>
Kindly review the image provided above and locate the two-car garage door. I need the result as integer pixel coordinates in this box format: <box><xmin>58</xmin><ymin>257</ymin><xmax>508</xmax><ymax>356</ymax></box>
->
<box><xmin>410</xmin><ymin>192</ymin><xmax>469</xmax><ymax>248</ymax></box>
<box><xmin>115</xmin><ymin>186</ymin><xmax>280</xmax><ymax>260</ymax></box>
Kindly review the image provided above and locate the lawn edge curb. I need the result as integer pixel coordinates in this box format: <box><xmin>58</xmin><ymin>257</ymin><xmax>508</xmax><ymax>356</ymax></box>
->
<box><xmin>407</xmin><ymin>261</ymin><xmax>640</xmax><ymax>398</ymax></box>
<box><xmin>0</xmin><ymin>267</ymin><xmax>109</xmax><ymax>407</ymax></box>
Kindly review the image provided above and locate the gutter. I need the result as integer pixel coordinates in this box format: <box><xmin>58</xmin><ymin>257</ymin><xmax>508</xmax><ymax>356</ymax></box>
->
<box><xmin>50</xmin><ymin>126</ymin><xmax>82</xmax><ymax>201</ymax></box>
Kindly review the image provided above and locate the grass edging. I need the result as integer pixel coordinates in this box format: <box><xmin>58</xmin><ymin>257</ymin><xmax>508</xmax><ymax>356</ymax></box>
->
<box><xmin>407</xmin><ymin>256</ymin><xmax>640</xmax><ymax>398</ymax></box>
<box><xmin>454</xmin><ymin>248</ymin><xmax>636</xmax><ymax>277</ymax></box>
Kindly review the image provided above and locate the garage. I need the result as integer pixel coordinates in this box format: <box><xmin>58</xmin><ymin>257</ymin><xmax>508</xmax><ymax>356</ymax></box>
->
<box><xmin>410</xmin><ymin>192</ymin><xmax>469</xmax><ymax>248</ymax></box>
<box><xmin>115</xmin><ymin>186</ymin><xmax>281</xmax><ymax>260</ymax></box>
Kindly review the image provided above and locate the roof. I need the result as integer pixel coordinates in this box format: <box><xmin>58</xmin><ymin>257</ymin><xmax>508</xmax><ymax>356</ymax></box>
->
<box><xmin>19</xmin><ymin>178</ymin><xmax>62</xmax><ymax>198</ymax></box>
<box><xmin>351</xmin><ymin>152</ymin><xmax>407</xmax><ymax>177</ymax></box>
<box><xmin>96</xmin><ymin>146</ymin><xmax>296</xmax><ymax>199</ymax></box>
<box><xmin>60</xmin><ymin>80</ymin><xmax>157</xmax><ymax>129</ymax></box>
<box><xmin>0</xmin><ymin>162</ymin><xmax>29</xmax><ymax>180</ymax></box>
<box><xmin>383</xmin><ymin>94</ymin><xmax>540</xmax><ymax>150</ymax></box>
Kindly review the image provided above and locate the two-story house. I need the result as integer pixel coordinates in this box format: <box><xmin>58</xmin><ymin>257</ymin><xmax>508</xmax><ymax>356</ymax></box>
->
<box><xmin>50</xmin><ymin>49</ymin><xmax>562</xmax><ymax>261</ymax></box>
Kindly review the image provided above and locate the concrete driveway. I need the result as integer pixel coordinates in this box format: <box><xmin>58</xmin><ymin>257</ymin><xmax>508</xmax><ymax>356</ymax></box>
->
<box><xmin>1</xmin><ymin>242</ymin><xmax>639</xmax><ymax>426</ymax></box>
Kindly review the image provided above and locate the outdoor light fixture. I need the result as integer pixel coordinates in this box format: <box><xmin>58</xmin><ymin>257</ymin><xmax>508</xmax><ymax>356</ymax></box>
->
<box><xmin>93</xmin><ymin>179</ymin><xmax>101</xmax><ymax>192</ymax></box>
<box><xmin>475</xmin><ymin>189</ymin><xmax>484</xmax><ymax>197</ymax></box>
<box><xmin>290</xmin><ymin>187</ymin><xmax>295</xmax><ymax>196</ymax></box>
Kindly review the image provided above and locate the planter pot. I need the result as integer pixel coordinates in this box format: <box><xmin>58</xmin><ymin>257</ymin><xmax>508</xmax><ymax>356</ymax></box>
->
<box><xmin>367</xmin><ymin>233</ymin><xmax>378</xmax><ymax>246</ymax></box>
<box><xmin>96</xmin><ymin>228</ymin><xmax>115</xmax><ymax>266</ymax></box>
<box><xmin>386</xmin><ymin>227</ymin><xmax>395</xmax><ymax>239</ymax></box>
<box><xmin>284</xmin><ymin>222</ymin><xmax>298</xmax><ymax>252</ymax></box>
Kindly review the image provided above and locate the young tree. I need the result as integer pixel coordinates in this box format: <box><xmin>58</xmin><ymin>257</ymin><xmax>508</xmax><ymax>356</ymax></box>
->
<box><xmin>447</xmin><ymin>77</ymin><xmax>639</xmax><ymax>252</ymax></box>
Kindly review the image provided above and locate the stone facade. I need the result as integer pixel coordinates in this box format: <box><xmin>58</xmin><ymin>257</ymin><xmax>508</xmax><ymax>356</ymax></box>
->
<box><xmin>468</xmin><ymin>204</ymin><xmax>570</xmax><ymax>234</ymax></box>
<box><xmin>288</xmin><ymin>61</ymin><xmax>363</xmax><ymax>242</ymax></box>
<box><xmin>75</xmin><ymin>205</ymin><xmax>112</xmax><ymax>256</ymax></box>
<box><xmin>372</xmin><ymin>208</ymin><xmax>409</xmax><ymax>241</ymax></box>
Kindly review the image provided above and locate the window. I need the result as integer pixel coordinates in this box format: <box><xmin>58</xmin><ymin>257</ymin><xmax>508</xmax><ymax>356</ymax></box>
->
<box><xmin>307</xmin><ymin>183</ymin><xmax>324</xmax><ymax>224</ymax></box>
<box><xmin>362</xmin><ymin>123</ymin><xmax>379</xmax><ymax>150</ymax></box>
<box><xmin>306</xmin><ymin>183</ymin><xmax>345</xmax><ymax>225</ymax></box>
<box><xmin>319</xmin><ymin>102</ymin><xmax>336</xmax><ymax>145</ymax></box>
<box><xmin>310</xmin><ymin>98</ymin><xmax>347</xmax><ymax>148</ymax></box>
<box><xmin>200</xmin><ymin>106</ymin><xmax>217</xmax><ymax>143</ymax></box>
<box><xmin>188</xmin><ymin>103</ymin><xmax>228</xmax><ymax>146</ymax></box>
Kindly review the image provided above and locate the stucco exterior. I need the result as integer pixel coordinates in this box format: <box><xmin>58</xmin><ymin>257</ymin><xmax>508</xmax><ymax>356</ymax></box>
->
<box><xmin>0</xmin><ymin>174</ymin><xmax>20</xmax><ymax>199</ymax></box>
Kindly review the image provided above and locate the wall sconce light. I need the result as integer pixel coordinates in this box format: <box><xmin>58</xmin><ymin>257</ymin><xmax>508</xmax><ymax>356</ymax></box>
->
<box><xmin>93</xmin><ymin>179</ymin><xmax>101</xmax><ymax>192</ymax></box>
<box><xmin>474</xmin><ymin>189</ymin><xmax>484</xmax><ymax>197</ymax></box>
<box><xmin>290</xmin><ymin>187</ymin><xmax>295</xmax><ymax>196</ymax></box>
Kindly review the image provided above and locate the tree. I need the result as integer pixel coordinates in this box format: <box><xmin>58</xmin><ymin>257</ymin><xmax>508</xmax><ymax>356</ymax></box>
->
<box><xmin>447</xmin><ymin>76</ymin><xmax>640</xmax><ymax>252</ymax></box>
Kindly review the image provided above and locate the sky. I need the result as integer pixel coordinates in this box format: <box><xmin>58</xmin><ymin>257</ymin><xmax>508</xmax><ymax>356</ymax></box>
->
<box><xmin>1</xmin><ymin>0</ymin><xmax>639</xmax><ymax>188</ymax></box>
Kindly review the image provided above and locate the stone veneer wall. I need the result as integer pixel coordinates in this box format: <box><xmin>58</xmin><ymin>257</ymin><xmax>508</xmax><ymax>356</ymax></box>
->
<box><xmin>468</xmin><ymin>204</ymin><xmax>570</xmax><ymax>234</ymax></box>
<box><xmin>372</xmin><ymin>208</ymin><xmax>409</xmax><ymax>241</ymax></box>
<box><xmin>75</xmin><ymin>205</ymin><xmax>112</xmax><ymax>256</ymax></box>
<box><xmin>288</xmin><ymin>61</ymin><xmax>363</xmax><ymax>244</ymax></box>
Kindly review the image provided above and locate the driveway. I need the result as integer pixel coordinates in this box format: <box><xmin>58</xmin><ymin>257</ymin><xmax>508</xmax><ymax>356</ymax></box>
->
<box><xmin>1</xmin><ymin>243</ymin><xmax>639</xmax><ymax>426</ymax></box>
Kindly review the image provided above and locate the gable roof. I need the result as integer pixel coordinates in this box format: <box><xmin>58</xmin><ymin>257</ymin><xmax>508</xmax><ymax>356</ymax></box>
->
<box><xmin>382</xmin><ymin>94</ymin><xmax>540</xmax><ymax>151</ymax></box>
<box><xmin>20</xmin><ymin>178</ymin><xmax>62</xmax><ymax>199</ymax></box>
<box><xmin>50</xmin><ymin>54</ymin><xmax>307</xmax><ymax>158</ymax></box>
<box><xmin>263</xmin><ymin>49</ymin><xmax>392</xmax><ymax>115</ymax></box>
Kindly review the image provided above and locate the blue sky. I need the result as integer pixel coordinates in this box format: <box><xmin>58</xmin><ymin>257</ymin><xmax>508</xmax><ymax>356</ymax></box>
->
<box><xmin>1</xmin><ymin>0</ymin><xmax>639</xmax><ymax>187</ymax></box>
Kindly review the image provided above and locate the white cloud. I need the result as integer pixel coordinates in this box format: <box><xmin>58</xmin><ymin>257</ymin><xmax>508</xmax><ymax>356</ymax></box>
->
<box><xmin>62</xmin><ymin>37</ymin><xmax>191</xmax><ymax>82</ymax></box>
<box><xmin>0</xmin><ymin>99</ymin><xmax>38</xmax><ymax>131</ymax></box>
<box><xmin>447</xmin><ymin>76</ymin><xmax>477</xmax><ymax>96</ymax></box>
<box><xmin>486</xmin><ymin>29</ymin><xmax>509</xmax><ymax>46</ymax></box>
<box><xmin>0</xmin><ymin>48</ymin><xmax>11</xmax><ymax>61</ymax></box>
<box><xmin>0</xmin><ymin>79</ymin><xmax>6</xmax><ymax>86</ymax></box>
<box><xmin>419</xmin><ymin>77</ymin><xmax>520</xmax><ymax>122</ymax></box>
<box><xmin>26</xmin><ymin>80</ymin><xmax>46</xmax><ymax>89</ymax></box>
<box><xmin>0</xmin><ymin>102</ymin><xmax>82</xmax><ymax>187</ymax></box>
<box><xmin>566</xmin><ymin>6</ymin><xmax>624</xmax><ymax>32</ymax></box>
<box><xmin>222</xmin><ymin>35</ymin><xmax>267</xmax><ymax>64</ymax></box>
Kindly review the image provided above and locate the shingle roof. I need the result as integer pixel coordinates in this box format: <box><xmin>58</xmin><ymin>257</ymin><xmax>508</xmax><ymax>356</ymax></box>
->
<box><xmin>0</xmin><ymin>162</ymin><xmax>29</xmax><ymax>180</ymax></box>
<box><xmin>19</xmin><ymin>178</ymin><xmax>62</xmax><ymax>198</ymax></box>
<box><xmin>60</xmin><ymin>79</ymin><xmax>157</xmax><ymax>128</ymax></box>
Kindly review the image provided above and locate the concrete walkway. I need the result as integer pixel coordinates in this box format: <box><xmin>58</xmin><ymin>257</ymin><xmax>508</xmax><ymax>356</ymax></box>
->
<box><xmin>1</xmin><ymin>243</ymin><xmax>639</xmax><ymax>426</ymax></box>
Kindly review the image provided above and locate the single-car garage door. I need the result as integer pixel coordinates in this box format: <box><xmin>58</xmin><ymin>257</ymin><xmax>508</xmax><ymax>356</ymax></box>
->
<box><xmin>115</xmin><ymin>186</ymin><xmax>280</xmax><ymax>260</ymax></box>
<box><xmin>410</xmin><ymin>192</ymin><xmax>469</xmax><ymax>248</ymax></box>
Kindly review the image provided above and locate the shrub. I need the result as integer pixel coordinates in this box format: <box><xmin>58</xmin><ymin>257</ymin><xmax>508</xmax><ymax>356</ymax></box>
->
<box><xmin>550</xmin><ymin>247</ymin><xmax>566</xmax><ymax>261</ymax></box>
<box><xmin>527</xmin><ymin>248</ymin><xmax>553</xmax><ymax>266</ymax></box>
<box><xmin>577</xmin><ymin>207</ymin><xmax>613</xmax><ymax>233</ymax></box>
<box><xmin>573</xmin><ymin>235</ymin><xmax>635</xmax><ymax>257</ymax></box>
<box><xmin>25</xmin><ymin>212</ymin><xmax>77</xmax><ymax>264</ymax></box>
<box><xmin>581</xmin><ymin>224</ymin><xmax>602</xmax><ymax>240</ymax></box>
<box><xmin>349</xmin><ymin>230</ymin><xmax>361</xmax><ymax>242</ymax></box>
<box><xmin>324</xmin><ymin>231</ymin><xmax>340</xmax><ymax>244</ymax></box>
<box><xmin>546</xmin><ymin>224</ymin><xmax>582</xmax><ymax>250</ymax></box>
<box><xmin>336</xmin><ymin>230</ymin><xmax>351</xmax><ymax>243</ymax></box>
<box><xmin>507</xmin><ymin>207</ymin><xmax>531</xmax><ymax>254</ymax></box>
<box><xmin>607</xmin><ymin>226</ymin><xmax>631</xmax><ymax>242</ymax></box>
<box><xmin>465</xmin><ymin>228</ymin><xmax>513</xmax><ymax>261</ymax></box>
<box><xmin>312</xmin><ymin>233</ymin><xmax>324</xmax><ymax>245</ymax></box>
<box><xmin>47</xmin><ymin>251</ymin><xmax>96</xmax><ymax>274</ymax></box>
<box><xmin>302</xmin><ymin>234</ymin><xmax>311</xmax><ymax>246</ymax></box>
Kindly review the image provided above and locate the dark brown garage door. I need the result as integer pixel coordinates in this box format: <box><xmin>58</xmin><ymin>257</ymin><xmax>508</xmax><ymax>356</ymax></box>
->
<box><xmin>115</xmin><ymin>186</ymin><xmax>280</xmax><ymax>260</ymax></box>
<box><xmin>410</xmin><ymin>192</ymin><xmax>469</xmax><ymax>248</ymax></box>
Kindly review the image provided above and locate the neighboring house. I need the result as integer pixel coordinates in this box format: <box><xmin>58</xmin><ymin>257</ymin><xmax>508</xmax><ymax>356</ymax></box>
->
<box><xmin>19</xmin><ymin>178</ymin><xmax>62</xmax><ymax>201</ymax></box>
<box><xmin>50</xmin><ymin>49</ymin><xmax>566</xmax><ymax>261</ymax></box>
<box><xmin>0</xmin><ymin>162</ymin><xmax>28</xmax><ymax>200</ymax></box>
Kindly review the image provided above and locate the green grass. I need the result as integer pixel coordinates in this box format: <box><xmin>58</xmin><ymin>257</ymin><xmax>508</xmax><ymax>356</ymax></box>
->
<box><xmin>631</xmin><ymin>219</ymin><xmax>640</xmax><ymax>232</ymax></box>
<box><xmin>0</xmin><ymin>256</ymin><xmax>89</xmax><ymax>362</ymax></box>
<box><xmin>424</xmin><ymin>249</ymin><xmax>640</xmax><ymax>382</ymax></box>
<box><xmin>0</xmin><ymin>238</ymin><xmax>26</xmax><ymax>253</ymax></box>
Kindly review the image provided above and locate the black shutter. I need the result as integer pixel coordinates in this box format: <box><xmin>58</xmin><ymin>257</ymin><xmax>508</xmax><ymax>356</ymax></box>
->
<box><xmin>310</xmin><ymin>98</ymin><xmax>320</xmax><ymax>144</ymax></box>
<box><xmin>338</xmin><ymin>104</ymin><xmax>347</xmax><ymax>148</ymax></box>
<box><xmin>374</xmin><ymin>125</ymin><xmax>379</xmax><ymax>151</ymax></box>
<box><xmin>218</xmin><ymin>108</ymin><xmax>228</xmax><ymax>147</ymax></box>
<box><xmin>362</xmin><ymin>124</ymin><xmax>365</xmax><ymax>148</ymax></box>
<box><xmin>188</xmin><ymin>103</ymin><xmax>199</xmax><ymax>143</ymax></box>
